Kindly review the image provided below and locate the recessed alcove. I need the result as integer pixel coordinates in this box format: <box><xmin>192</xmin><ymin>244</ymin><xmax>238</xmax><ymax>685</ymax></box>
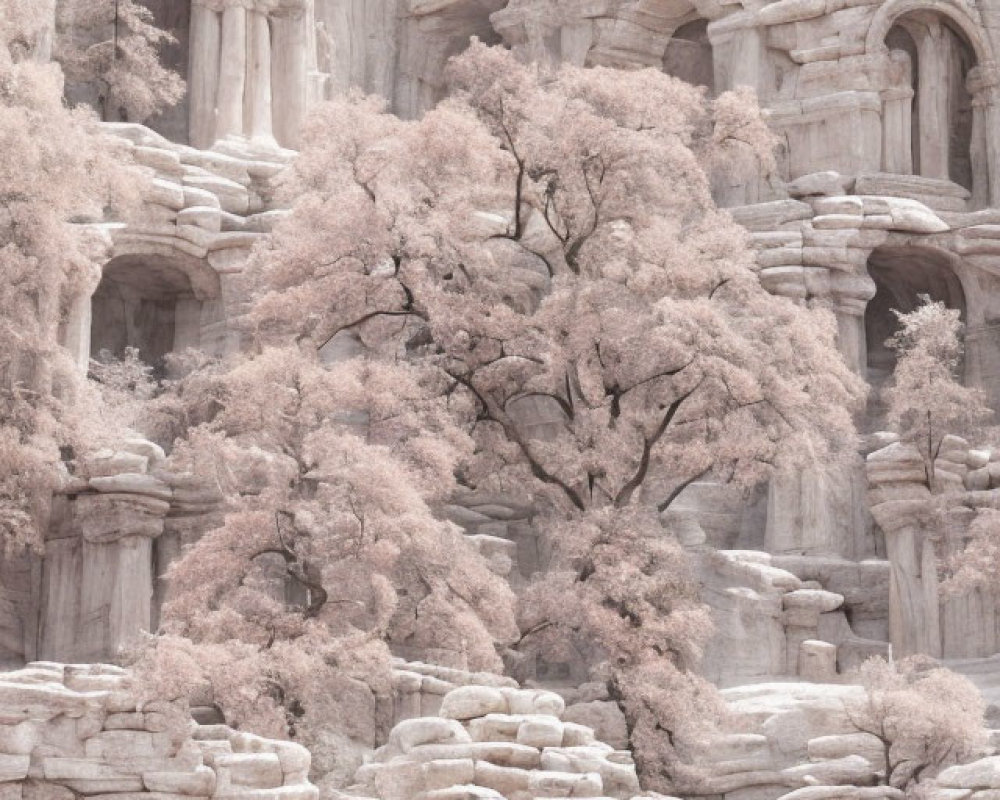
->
<box><xmin>663</xmin><ymin>18</ymin><xmax>715</xmax><ymax>93</ymax></box>
<box><xmin>864</xmin><ymin>245</ymin><xmax>966</xmax><ymax>388</ymax></box>
<box><xmin>881</xmin><ymin>12</ymin><xmax>976</xmax><ymax>191</ymax></box>
<box><xmin>89</xmin><ymin>254</ymin><xmax>209</xmax><ymax>373</ymax></box>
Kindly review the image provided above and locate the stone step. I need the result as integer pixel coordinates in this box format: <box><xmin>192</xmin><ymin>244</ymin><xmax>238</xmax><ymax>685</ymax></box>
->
<box><xmin>213</xmin><ymin>752</ymin><xmax>283</xmax><ymax>790</ymax></box>
<box><xmin>217</xmin><ymin>787</ymin><xmax>319</xmax><ymax>800</ymax></box>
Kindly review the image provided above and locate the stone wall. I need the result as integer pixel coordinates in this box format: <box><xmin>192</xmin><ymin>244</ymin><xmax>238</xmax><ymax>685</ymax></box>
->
<box><xmin>0</xmin><ymin>661</ymin><xmax>317</xmax><ymax>800</ymax></box>
<box><xmin>867</xmin><ymin>432</ymin><xmax>1000</xmax><ymax>660</ymax></box>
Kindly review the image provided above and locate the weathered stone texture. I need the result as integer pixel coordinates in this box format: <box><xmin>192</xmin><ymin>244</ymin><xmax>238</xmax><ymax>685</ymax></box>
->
<box><xmin>0</xmin><ymin>663</ymin><xmax>316</xmax><ymax>800</ymax></box>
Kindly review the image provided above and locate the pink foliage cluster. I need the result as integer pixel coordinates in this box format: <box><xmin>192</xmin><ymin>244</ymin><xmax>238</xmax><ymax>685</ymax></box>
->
<box><xmin>848</xmin><ymin>656</ymin><xmax>986</xmax><ymax>789</ymax></box>
<box><xmin>216</xmin><ymin>43</ymin><xmax>865</xmax><ymax>783</ymax></box>
<box><xmin>0</xmin><ymin>12</ymin><xmax>141</xmax><ymax>552</ymax></box>
<box><xmin>56</xmin><ymin>0</ymin><xmax>184</xmax><ymax>122</ymax></box>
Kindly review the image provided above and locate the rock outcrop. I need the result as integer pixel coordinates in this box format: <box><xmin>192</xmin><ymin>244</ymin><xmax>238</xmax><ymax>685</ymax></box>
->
<box><xmin>0</xmin><ymin>661</ymin><xmax>317</xmax><ymax>800</ymax></box>
<box><xmin>347</xmin><ymin>684</ymin><xmax>641</xmax><ymax>800</ymax></box>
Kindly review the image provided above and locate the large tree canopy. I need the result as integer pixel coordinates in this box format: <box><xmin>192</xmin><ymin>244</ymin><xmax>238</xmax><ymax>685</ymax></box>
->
<box><xmin>251</xmin><ymin>43</ymin><xmax>864</xmax><ymax>517</ymax></box>
<box><xmin>221</xmin><ymin>43</ymin><xmax>866</xmax><ymax>786</ymax></box>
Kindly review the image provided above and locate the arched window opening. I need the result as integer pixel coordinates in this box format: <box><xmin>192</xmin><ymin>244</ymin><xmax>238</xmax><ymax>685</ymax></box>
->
<box><xmin>881</xmin><ymin>12</ymin><xmax>976</xmax><ymax>191</ymax></box>
<box><xmin>864</xmin><ymin>246</ymin><xmax>966</xmax><ymax>390</ymax></box>
<box><xmin>89</xmin><ymin>255</ymin><xmax>205</xmax><ymax>376</ymax></box>
<box><xmin>663</xmin><ymin>19</ymin><xmax>715</xmax><ymax>93</ymax></box>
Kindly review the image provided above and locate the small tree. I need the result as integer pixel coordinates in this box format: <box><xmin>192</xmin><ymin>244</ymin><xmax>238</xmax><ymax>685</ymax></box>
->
<box><xmin>883</xmin><ymin>297</ymin><xmax>993</xmax><ymax>492</ymax></box>
<box><xmin>56</xmin><ymin>0</ymin><xmax>184</xmax><ymax>122</ymax></box>
<box><xmin>941</xmin><ymin>508</ymin><xmax>1000</xmax><ymax>596</ymax></box>
<box><xmin>846</xmin><ymin>656</ymin><xmax>986</xmax><ymax>789</ymax></box>
<box><xmin>518</xmin><ymin>507</ymin><xmax>724</xmax><ymax>789</ymax></box>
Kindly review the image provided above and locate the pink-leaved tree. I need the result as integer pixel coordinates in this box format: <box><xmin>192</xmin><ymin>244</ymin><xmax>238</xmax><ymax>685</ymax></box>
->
<box><xmin>239</xmin><ymin>42</ymin><xmax>865</xmax><ymax>786</ymax></box>
<box><xmin>55</xmin><ymin>0</ymin><xmax>184</xmax><ymax>122</ymax></box>
<box><xmin>139</xmin><ymin>348</ymin><xmax>518</xmax><ymax>786</ymax></box>
<box><xmin>0</xmin><ymin>4</ymin><xmax>140</xmax><ymax>551</ymax></box>
<box><xmin>847</xmin><ymin>656</ymin><xmax>986</xmax><ymax>788</ymax></box>
<box><xmin>882</xmin><ymin>296</ymin><xmax>993</xmax><ymax>493</ymax></box>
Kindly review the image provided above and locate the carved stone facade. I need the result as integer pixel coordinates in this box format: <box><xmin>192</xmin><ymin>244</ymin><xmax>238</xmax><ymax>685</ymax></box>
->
<box><xmin>25</xmin><ymin>0</ymin><xmax>1000</xmax><ymax>689</ymax></box>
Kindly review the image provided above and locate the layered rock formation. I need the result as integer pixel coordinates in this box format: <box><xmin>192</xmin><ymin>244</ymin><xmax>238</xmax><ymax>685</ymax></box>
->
<box><xmin>0</xmin><ymin>661</ymin><xmax>317</xmax><ymax>800</ymax></box>
<box><xmin>20</xmin><ymin>2</ymin><xmax>1000</xmax><ymax>795</ymax></box>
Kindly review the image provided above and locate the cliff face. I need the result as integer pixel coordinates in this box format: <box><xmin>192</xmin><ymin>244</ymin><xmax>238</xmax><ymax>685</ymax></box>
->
<box><xmin>30</xmin><ymin>0</ymin><xmax>1000</xmax><ymax>706</ymax></box>
<box><xmin>0</xmin><ymin>661</ymin><xmax>318</xmax><ymax>800</ymax></box>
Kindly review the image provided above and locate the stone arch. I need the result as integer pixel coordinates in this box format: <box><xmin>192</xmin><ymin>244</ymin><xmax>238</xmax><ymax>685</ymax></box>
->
<box><xmin>864</xmin><ymin>244</ymin><xmax>966</xmax><ymax>385</ymax></box>
<box><xmin>89</xmin><ymin>250</ymin><xmax>221</xmax><ymax>374</ymax></box>
<box><xmin>874</xmin><ymin>6</ymin><xmax>981</xmax><ymax>191</ymax></box>
<box><xmin>663</xmin><ymin>17</ymin><xmax>715</xmax><ymax>92</ymax></box>
<box><xmin>866</xmin><ymin>0</ymin><xmax>990</xmax><ymax>63</ymax></box>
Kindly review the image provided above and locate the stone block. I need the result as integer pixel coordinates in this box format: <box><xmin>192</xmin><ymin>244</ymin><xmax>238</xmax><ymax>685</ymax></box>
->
<box><xmin>516</xmin><ymin>718</ymin><xmax>564</xmax><ymax>748</ymax></box>
<box><xmin>0</xmin><ymin>756</ymin><xmax>29</xmax><ymax>782</ymax></box>
<box><xmin>423</xmin><ymin>759</ymin><xmax>474</xmax><ymax>792</ymax></box>
<box><xmin>214</xmin><ymin>753</ymin><xmax>283</xmax><ymax>789</ymax></box>
<box><xmin>83</xmin><ymin>450</ymin><xmax>148</xmax><ymax>478</ymax></box>
<box><xmin>939</xmin><ymin>757</ymin><xmax>1000</xmax><ymax>789</ymax></box>
<box><xmin>787</xmin><ymin>171</ymin><xmax>852</xmax><ymax>197</ymax></box>
<box><xmin>501</xmin><ymin>689</ymin><xmax>565</xmax><ymax>718</ymax></box>
<box><xmin>229</xmin><ymin>732</ymin><xmax>312</xmax><ymax>777</ymax></box>
<box><xmin>406</xmin><ymin>742</ymin><xmax>541</xmax><ymax>770</ymax></box>
<box><xmin>467</xmin><ymin>714</ymin><xmax>520</xmax><ymax>743</ymax></box>
<box><xmin>0</xmin><ymin>721</ymin><xmax>40</xmax><ymax>755</ymax></box>
<box><xmin>178</xmin><ymin>206</ymin><xmax>223</xmax><ymax>233</ymax></box>
<box><xmin>784</xmin><ymin>590</ymin><xmax>844</xmax><ymax>613</ymax></box>
<box><xmin>440</xmin><ymin>687</ymin><xmax>508</xmax><ymax>720</ymax></box>
<box><xmin>143</xmin><ymin>765</ymin><xmax>216</xmax><ymax>795</ymax></box>
<box><xmin>472</xmin><ymin>761</ymin><xmax>531</xmax><ymax>794</ymax></box>
<box><xmin>969</xmin><ymin>467</ymin><xmax>991</xmax><ymax>491</ymax></box>
<box><xmin>528</xmin><ymin>769</ymin><xmax>603</xmax><ymax>796</ymax></box>
<box><xmin>103</xmin><ymin>712</ymin><xmax>145</xmax><ymax>730</ymax></box>
<box><xmin>813</xmin><ymin>214</ymin><xmax>862</xmax><ymax>229</ymax></box>
<box><xmin>781</xmin><ymin>754</ymin><xmax>876</xmax><ymax>786</ymax></box>
<box><xmin>391</xmin><ymin>718</ymin><xmax>472</xmax><ymax>752</ymax></box>
<box><xmin>42</xmin><ymin>757</ymin><xmax>143</xmax><ymax>787</ymax></box>
<box><xmin>560</xmin><ymin>722</ymin><xmax>596</xmax><ymax>748</ymax></box>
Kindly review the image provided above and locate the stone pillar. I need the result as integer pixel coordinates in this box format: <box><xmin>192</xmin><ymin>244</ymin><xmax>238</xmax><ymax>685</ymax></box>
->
<box><xmin>33</xmin><ymin>0</ymin><xmax>57</xmax><ymax>62</ymax></box>
<box><xmin>107</xmin><ymin>536</ymin><xmax>156</xmax><ymax>653</ymax></box>
<box><xmin>969</xmin><ymin>66</ymin><xmax>1000</xmax><ymax>207</ymax></box>
<box><xmin>917</xmin><ymin>21</ymin><xmax>949</xmax><ymax>180</ymax></box>
<box><xmin>882</xmin><ymin>51</ymin><xmax>914</xmax><ymax>175</ymax></box>
<box><xmin>216</xmin><ymin>4</ymin><xmax>248</xmax><ymax>141</ymax></box>
<box><xmin>247</xmin><ymin>10</ymin><xmax>275</xmax><ymax>143</ymax></box>
<box><xmin>970</xmin><ymin>91</ymin><xmax>990</xmax><ymax>208</ymax></box>
<box><xmin>188</xmin><ymin>2</ymin><xmax>221</xmax><ymax>149</ymax></box>
<box><xmin>62</xmin><ymin>291</ymin><xmax>92</xmax><ymax>372</ymax></box>
<box><xmin>272</xmin><ymin>10</ymin><xmax>310</xmax><ymax>148</ymax></box>
<box><xmin>867</xmin><ymin>443</ymin><xmax>942</xmax><ymax>658</ymax></box>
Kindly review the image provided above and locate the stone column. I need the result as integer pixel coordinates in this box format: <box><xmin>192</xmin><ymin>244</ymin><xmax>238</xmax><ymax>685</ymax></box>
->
<box><xmin>969</xmin><ymin>65</ymin><xmax>1000</xmax><ymax>207</ymax></box>
<box><xmin>62</xmin><ymin>291</ymin><xmax>92</xmax><ymax>372</ymax></box>
<box><xmin>867</xmin><ymin>445</ymin><xmax>942</xmax><ymax>658</ymax></box>
<box><xmin>917</xmin><ymin>21</ymin><xmax>950</xmax><ymax>180</ymax></box>
<box><xmin>33</xmin><ymin>0</ymin><xmax>57</xmax><ymax>62</ymax></box>
<box><xmin>882</xmin><ymin>50</ymin><xmax>914</xmax><ymax>175</ymax></box>
<box><xmin>189</xmin><ymin>2</ymin><xmax>221</xmax><ymax>149</ymax></box>
<box><xmin>247</xmin><ymin>10</ymin><xmax>275</xmax><ymax>143</ymax></box>
<box><xmin>216</xmin><ymin>4</ymin><xmax>248</xmax><ymax>141</ymax></box>
<box><xmin>271</xmin><ymin>10</ymin><xmax>310</xmax><ymax>148</ymax></box>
